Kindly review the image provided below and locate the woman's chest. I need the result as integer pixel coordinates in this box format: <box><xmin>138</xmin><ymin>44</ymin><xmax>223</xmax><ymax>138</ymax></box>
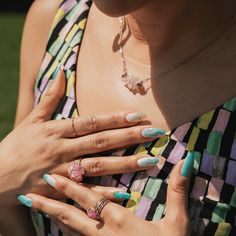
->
<box><xmin>75</xmin><ymin>39</ymin><xmax>236</xmax><ymax>132</ymax></box>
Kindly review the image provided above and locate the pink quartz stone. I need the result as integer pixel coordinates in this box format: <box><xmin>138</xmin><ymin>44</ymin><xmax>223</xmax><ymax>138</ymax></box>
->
<box><xmin>87</xmin><ymin>209</ymin><xmax>98</xmax><ymax>219</ymax></box>
<box><xmin>68</xmin><ymin>162</ymin><xmax>85</xmax><ymax>183</ymax></box>
<box><xmin>122</xmin><ymin>75</ymin><xmax>143</xmax><ymax>92</ymax></box>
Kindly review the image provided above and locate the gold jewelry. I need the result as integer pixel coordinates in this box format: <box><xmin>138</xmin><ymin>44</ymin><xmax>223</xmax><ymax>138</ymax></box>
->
<box><xmin>86</xmin><ymin>198</ymin><xmax>111</xmax><ymax>221</ymax></box>
<box><xmin>71</xmin><ymin>117</ymin><xmax>79</xmax><ymax>137</ymax></box>
<box><xmin>118</xmin><ymin>14</ymin><xmax>236</xmax><ymax>93</ymax></box>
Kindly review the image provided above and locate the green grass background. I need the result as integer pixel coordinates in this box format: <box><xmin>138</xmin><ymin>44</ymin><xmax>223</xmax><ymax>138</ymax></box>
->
<box><xmin>0</xmin><ymin>14</ymin><xmax>25</xmax><ymax>140</ymax></box>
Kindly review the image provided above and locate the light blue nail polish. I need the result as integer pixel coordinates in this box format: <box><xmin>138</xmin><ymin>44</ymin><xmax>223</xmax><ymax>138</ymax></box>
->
<box><xmin>43</xmin><ymin>174</ymin><xmax>56</xmax><ymax>187</ymax></box>
<box><xmin>181</xmin><ymin>152</ymin><xmax>195</xmax><ymax>177</ymax></box>
<box><xmin>52</xmin><ymin>64</ymin><xmax>61</xmax><ymax>80</ymax></box>
<box><xmin>114</xmin><ymin>192</ymin><xmax>131</xmax><ymax>200</ymax></box>
<box><xmin>137</xmin><ymin>157</ymin><xmax>159</xmax><ymax>167</ymax></box>
<box><xmin>17</xmin><ymin>195</ymin><xmax>32</xmax><ymax>208</ymax></box>
<box><xmin>142</xmin><ymin>128</ymin><xmax>166</xmax><ymax>138</ymax></box>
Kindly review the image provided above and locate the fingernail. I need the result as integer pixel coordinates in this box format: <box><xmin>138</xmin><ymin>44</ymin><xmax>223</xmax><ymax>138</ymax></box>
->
<box><xmin>141</xmin><ymin>128</ymin><xmax>166</xmax><ymax>138</ymax></box>
<box><xmin>43</xmin><ymin>174</ymin><xmax>56</xmax><ymax>187</ymax></box>
<box><xmin>52</xmin><ymin>63</ymin><xmax>61</xmax><ymax>80</ymax></box>
<box><xmin>126</xmin><ymin>112</ymin><xmax>147</xmax><ymax>122</ymax></box>
<box><xmin>137</xmin><ymin>156</ymin><xmax>159</xmax><ymax>167</ymax></box>
<box><xmin>114</xmin><ymin>192</ymin><xmax>131</xmax><ymax>200</ymax></box>
<box><xmin>17</xmin><ymin>195</ymin><xmax>32</xmax><ymax>208</ymax></box>
<box><xmin>181</xmin><ymin>151</ymin><xmax>195</xmax><ymax>177</ymax></box>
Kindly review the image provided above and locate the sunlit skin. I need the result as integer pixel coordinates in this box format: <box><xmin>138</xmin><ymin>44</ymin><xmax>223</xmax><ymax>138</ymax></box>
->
<box><xmin>0</xmin><ymin>0</ymin><xmax>236</xmax><ymax>235</ymax></box>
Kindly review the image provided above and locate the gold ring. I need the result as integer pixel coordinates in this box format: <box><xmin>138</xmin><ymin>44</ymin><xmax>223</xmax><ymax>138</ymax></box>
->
<box><xmin>72</xmin><ymin>117</ymin><xmax>79</xmax><ymax>137</ymax></box>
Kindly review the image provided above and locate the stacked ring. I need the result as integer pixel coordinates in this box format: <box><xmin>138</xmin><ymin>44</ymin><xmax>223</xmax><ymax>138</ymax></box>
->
<box><xmin>86</xmin><ymin>198</ymin><xmax>111</xmax><ymax>221</ymax></box>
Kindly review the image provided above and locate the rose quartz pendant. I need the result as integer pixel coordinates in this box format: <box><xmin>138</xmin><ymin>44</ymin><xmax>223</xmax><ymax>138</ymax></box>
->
<box><xmin>87</xmin><ymin>208</ymin><xmax>98</xmax><ymax>220</ymax></box>
<box><xmin>68</xmin><ymin>162</ymin><xmax>85</xmax><ymax>183</ymax></box>
<box><xmin>122</xmin><ymin>74</ymin><xmax>144</xmax><ymax>92</ymax></box>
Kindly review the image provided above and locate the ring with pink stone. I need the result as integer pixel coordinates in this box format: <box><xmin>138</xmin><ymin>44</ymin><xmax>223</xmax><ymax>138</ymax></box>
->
<box><xmin>86</xmin><ymin>198</ymin><xmax>111</xmax><ymax>221</ymax></box>
<box><xmin>67</xmin><ymin>159</ymin><xmax>86</xmax><ymax>183</ymax></box>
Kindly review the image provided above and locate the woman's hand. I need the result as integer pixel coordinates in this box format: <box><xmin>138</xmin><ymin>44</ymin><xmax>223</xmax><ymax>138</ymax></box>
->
<box><xmin>0</xmin><ymin>69</ymin><xmax>166</xmax><ymax>206</ymax></box>
<box><xmin>24</xmin><ymin>158</ymin><xmax>192</xmax><ymax>236</ymax></box>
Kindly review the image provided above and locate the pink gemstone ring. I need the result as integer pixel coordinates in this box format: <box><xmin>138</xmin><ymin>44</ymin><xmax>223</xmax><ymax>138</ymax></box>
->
<box><xmin>67</xmin><ymin>159</ymin><xmax>86</xmax><ymax>183</ymax></box>
<box><xmin>86</xmin><ymin>198</ymin><xmax>111</xmax><ymax>221</ymax></box>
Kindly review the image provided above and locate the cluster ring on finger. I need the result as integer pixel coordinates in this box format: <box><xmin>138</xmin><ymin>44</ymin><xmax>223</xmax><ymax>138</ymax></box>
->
<box><xmin>86</xmin><ymin>198</ymin><xmax>111</xmax><ymax>221</ymax></box>
<box><xmin>67</xmin><ymin>159</ymin><xmax>86</xmax><ymax>183</ymax></box>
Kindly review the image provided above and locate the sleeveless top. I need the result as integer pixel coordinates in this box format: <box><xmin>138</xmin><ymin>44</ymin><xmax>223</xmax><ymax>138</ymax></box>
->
<box><xmin>32</xmin><ymin>0</ymin><xmax>236</xmax><ymax>235</ymax></box>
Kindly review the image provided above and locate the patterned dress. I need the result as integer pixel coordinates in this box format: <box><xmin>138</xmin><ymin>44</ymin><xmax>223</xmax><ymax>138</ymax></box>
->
<box><xmin>33</xmin><ymin>0</ymin><xmax>236</xmax><ymax>235</ymax></box>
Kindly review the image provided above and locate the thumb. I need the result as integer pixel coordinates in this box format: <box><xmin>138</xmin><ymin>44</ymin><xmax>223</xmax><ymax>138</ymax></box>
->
<box><xmin>165</xmin><ymin>151</ymin><xmax>194</xmax><ymax>222</ymax></box>
<box><xmin>29</xmin><ymin>65</ymin><xmax>66</xmax><ymax>123</ymax></box>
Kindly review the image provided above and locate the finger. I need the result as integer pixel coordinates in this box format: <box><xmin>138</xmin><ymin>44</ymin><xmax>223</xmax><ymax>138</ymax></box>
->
<box><xmin>63</xmin><ymin>126</ymin><xmax>166</xmax><ymax>159</ymax></box>
<box><xmin>28</xmin><ymin>66</ymin><xmax>66</xmax><ymax>123</ymax></box>
<box><xmin>165</xmin><ymin>152</ymin><xmax>194</xmax><ymax>222</ymax></box>
<box><xmin>25</xmin><ymin>193</ymin><xmax>96</xmax><ymax>235</ymax></box>
<box><xmin>42</xmin><ymin>174</ymin><xmax>118</xmax><ymax>220</ymax></box>
<box><xmin>82</xmin><ymin>184</ymin><xmax>130</xmax><ymax>202</ymax></box>
<box><xmin>53</xmin><ymin>155</ymin><xmax>159</xmax><ymax>178</ymax></box>
<box><xmin>53</xmin><ymin>111</ymin><xmax>147</xmax><ymax>138</ymax></box>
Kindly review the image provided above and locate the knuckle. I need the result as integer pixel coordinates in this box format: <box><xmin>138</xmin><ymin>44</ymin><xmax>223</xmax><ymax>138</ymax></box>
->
<box><xmin>56</xmin><ymin>208</ymin><xmax>72</xmax><ymax>226</ymax></box>
<box><xmin>86</xmin><ymin>159</ymin><xmax>103</xmax><ymax>175</ymax></box>
<box><xmin>34</xmin><ymin>200</ymin><xmax>44</xmax><ymax>211</ymax></box>
<box><xmin>111</xmin><ymin>210</ymin><xmax>126</xmax><ymax>229</ymax></box>
<box><xmin>32</xmin><ymin>108</ymin><xmax>46</xmax><ymax>123</ymax></box>
<box><xmin>84</xmin><ymin>115</ymin><xmax>99</xmax><ymax>132</ymax></box>
<box><xmin>122</xmin><ymin>157</ymin><xmax>133</xmax><ymax>172</ymax></box>
<box><xmin>43</xmin><ymin>122</ymin><xmax>55</xmax><ymax>137</ymax></box>
<box><xmin>44</xmin><ymin>90</ymin><xmax>55</xmax><ymax>99</ymax></box>
<box><xmin>57</xmin><ymin>179</ymin><xmax>70</xmax><ymax>193</ymax></box>
<box><xmin>126</xmin><ymin>128</ymin><xmax>137</xmax><ymax>144</ymax></box>
<box><xmin>110</xmin><ymin>113</ymin><xmax>122</xmax><ymax>126</ymax></box>
<box><xmin>169</xmin><ymin>213</ymin><xmax>190</xmax><ymax>227</ymax></box>
<box><xmin>44</xmin><ymin>140</ymin><xmax>60</xmax><ymax>163</ymax></box>
<box><xmin>170</xmin><ymin>181</ymin><xmax>188</xmax><ymax>196</ymax></box>
<box><xmin>92</xmin><ymin>133</ymin><xmax>109</xmax><ymax>150</ymax></box>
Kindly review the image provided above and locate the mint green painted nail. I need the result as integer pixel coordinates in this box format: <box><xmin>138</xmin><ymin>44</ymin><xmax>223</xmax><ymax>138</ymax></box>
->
<box><xmin>142</xmin><ymin>128</ymin><xmax>166</xmax><ymax>138</ymax></box>
<box><xmin>52</xmin><ymin>64</ymin><xmax>61</xmax><ymax>80</ymax></box>
<box><xmin>43</xmin><ymin>174</ymin><xmax>56</xmax><ymax>187</ymax></box>
<box><xmin>126</xmin><ymin>112</ymin><xmax>147</xmax><ymax>122</ymax></box>
<box><xmin>181</xmin><ymin>152</ymin><xmax>195</xmax><ymax>177</ymax></box>
<box><xmin>137</xmin><ymin>157</ymin><xmax>159</xmax><ymax>167</ymax></box>
<box><xmin>114</xmin><ymin>192</ymin><xmax>131</xmax><ymax>200</ymax></box>
<box><xmin>17</xmin><ymin>195</ymin><xmax>32</xmax><ymax>208</ymax></box>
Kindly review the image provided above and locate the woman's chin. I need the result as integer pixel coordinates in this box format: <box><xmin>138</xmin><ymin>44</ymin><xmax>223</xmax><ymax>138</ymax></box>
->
<box><xmin>93</xmin><ymin>0</ymin><xmax>155</xmax><ymax>17</ymax></box>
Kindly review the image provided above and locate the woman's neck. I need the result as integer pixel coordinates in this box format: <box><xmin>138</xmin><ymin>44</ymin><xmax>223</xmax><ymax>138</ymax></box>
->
<box><xmin>123</xmin><ymin>0</ymin><xmax>236</xmax><ymax>65</ymax></box>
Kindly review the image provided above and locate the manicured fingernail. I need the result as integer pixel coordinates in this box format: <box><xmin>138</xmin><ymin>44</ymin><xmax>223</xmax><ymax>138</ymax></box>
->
<box><xmin>141</xmin><ymin>128</ymin><xmax>166</xmax><ymax>138</ymax></box>
<box><xmin>181</xmin><ymin>152</ymin><xmax>195</xmax><ymax>177</ymax></box>
<box><xmin>17</xmin><ymin>195</ymin><xmax>32</xmax><ymax>208</ymax></box>
<box><xmin>137</xmin><ymin>156</ymin><xmax>159</xmax><ymax>167</ymax></box>
<box><xmin>43</xmin><ymin>174</ymin><xmax>56</xmax><ymax>187</ymax></box>
<box><xmin>52</xmin><ymin>63</ymin><xmax>61</xmax><ymax>80</ymax></box>
<box><xmin>114</xmin><ymin>192</ymin><xmax>131</xmax><ymax>200</ymax></box>
<box><xmin>126</xmin><ymin>112</ymin><xmax>147</xmax><ymax>122</ymax></box>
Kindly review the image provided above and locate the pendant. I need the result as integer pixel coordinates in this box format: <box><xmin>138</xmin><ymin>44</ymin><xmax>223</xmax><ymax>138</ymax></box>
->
<box><xmin>122</xmin><ymin>74</ymin><xmax>144</xmax><ymax>92</ymax></box>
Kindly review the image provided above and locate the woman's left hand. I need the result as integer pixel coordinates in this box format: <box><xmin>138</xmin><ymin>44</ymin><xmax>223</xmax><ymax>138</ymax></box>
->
<box><xmin>25</xmin><ymin>159</ymin><xmax>191</xmax><ymax>236</ymax></box>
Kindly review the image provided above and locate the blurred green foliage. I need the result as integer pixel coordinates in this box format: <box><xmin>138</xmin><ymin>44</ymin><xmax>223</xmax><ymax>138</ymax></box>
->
<box><xmin>0</xmin><ymin>14</ymin><xmax>25</xmax><ymax>140</ymax></box>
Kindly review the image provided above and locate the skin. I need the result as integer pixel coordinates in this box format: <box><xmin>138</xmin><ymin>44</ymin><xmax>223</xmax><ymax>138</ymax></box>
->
<box><xmin>1</xmin><ymin>0</ymin><xmax>236</xmax><ymax>234</ymax></box>
<box><xmin>77</xmin><ymin>0</ymin><xmax>236</xmax><ymax>131</ymax></box>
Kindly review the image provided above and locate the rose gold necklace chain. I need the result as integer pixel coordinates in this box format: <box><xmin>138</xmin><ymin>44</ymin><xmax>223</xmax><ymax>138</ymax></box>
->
<box><xmin>118</xmin><ymin>14</ymin><xmax>236</xmax><ymax>93</ymax></box>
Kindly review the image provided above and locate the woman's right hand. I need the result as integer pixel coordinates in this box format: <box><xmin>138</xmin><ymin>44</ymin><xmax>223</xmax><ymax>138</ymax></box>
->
<box><xmin>0</xmin><ymin>69</ymin><xmax>166</xmax><ymax>206</ymax></box>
